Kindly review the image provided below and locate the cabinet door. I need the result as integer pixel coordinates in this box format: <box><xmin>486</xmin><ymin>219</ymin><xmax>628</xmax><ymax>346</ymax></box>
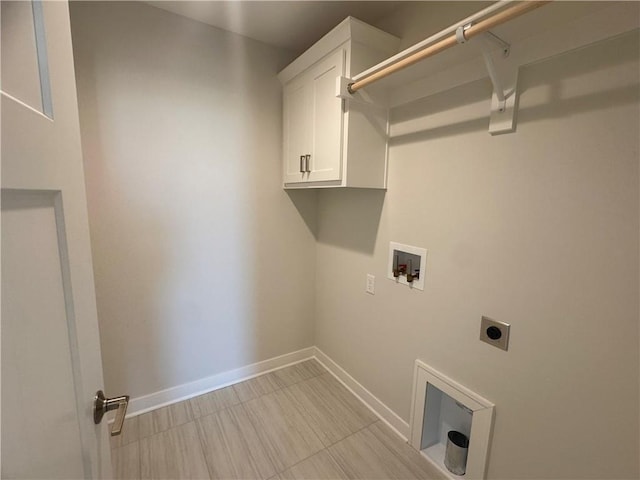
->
<box><xmin>308</xmin><ymin>48</ymin><xmax>345</xmax><ymax>183</ymax></box>
<box><xmin>283</xmin><ymin>76</ymin><xmax>311</xmax><ymax>184</ymax></box>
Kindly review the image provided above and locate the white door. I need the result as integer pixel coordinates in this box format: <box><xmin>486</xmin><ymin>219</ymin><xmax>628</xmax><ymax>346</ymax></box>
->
<box><xmin>283</xmin><ymin>75</ymin><xmax>311</xmax><ymax>184</ymax></box>
<box><xmin>308</xmin><ymin>48</ymin><xmax>344</xmax><ymax>183</ymax></box>
<box><xmin>1</xmin><ymin>1</ymin><xmax>114</xmax><ymax>478</ymax></box>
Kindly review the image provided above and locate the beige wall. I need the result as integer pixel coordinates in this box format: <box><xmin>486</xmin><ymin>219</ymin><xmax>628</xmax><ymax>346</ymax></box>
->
<box><xmin>70</xmin><ymin>2</ymin><xmax>317</xmax><ymax>400</ymax></box>
<box><xmin>315</xmin><ymin>4</ymin><xmax>639</xmax><ymax>479</ymax></box>
<box><xmin>70</xmin><ymin>1</ymin><xmax>639</xmax><ymax>477</ymax></box>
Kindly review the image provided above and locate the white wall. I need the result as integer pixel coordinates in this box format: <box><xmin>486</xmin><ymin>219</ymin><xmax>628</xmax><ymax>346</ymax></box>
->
<box><xmin>70</xmin><ymin>2</ymin><xmax>317</xmax><ymax>400</ymax></box>
<box><xmin>315</xmin><ymin>3</ymin><xmax>639</xmax><ymax>479</ymax></box>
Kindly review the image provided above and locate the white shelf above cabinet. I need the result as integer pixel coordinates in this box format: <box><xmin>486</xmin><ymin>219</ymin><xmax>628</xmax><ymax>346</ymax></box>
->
<box><xmin>345</xmin><ymin>1</ymin><xmax>640</xmax><ymax>135</ymax></box>
<box><xmin>278</xmin><ymin>17</ymin><xmax>400</xmax><ymax>189</ymax></box>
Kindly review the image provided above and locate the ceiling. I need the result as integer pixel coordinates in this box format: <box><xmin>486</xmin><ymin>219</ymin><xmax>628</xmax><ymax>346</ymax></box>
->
<box><xmin>146</xmin><ymin>1</ymin><xmax>408</xmax><ymax>55</ymax></box>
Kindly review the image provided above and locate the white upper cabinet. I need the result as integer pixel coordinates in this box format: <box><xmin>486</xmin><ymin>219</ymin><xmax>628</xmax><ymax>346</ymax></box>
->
<box><xmin>278</xmin><ymin>17</ymin><xmax>399</xmax><ymax>189</ymax></box>
<box><xmin>283</xmin><ymin>48</ymin><xmax>345</xmax><ymax>184</ymax></box>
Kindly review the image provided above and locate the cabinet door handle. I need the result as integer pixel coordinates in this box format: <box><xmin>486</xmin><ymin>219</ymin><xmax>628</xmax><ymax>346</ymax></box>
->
<box><xmin>305</xmin><ymin>154</ymin><xmax>311</xmax><ymax>173</ymax></box>
<box><xmin>300</xmin><ymin>155</ymin><xmax>305</xmax><ymax>173</ymax></box>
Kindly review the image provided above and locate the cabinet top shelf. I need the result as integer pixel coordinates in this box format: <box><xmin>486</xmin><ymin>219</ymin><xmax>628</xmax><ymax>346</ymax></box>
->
<box><xmin>349</xmin><ymin>1</ymin><xmax>638</xmax><ymax>107</ymax></box>
<box><xmin>277</xmin><ymin>16</ymin><xmax>399</xmax><ymax>85</ymax></box>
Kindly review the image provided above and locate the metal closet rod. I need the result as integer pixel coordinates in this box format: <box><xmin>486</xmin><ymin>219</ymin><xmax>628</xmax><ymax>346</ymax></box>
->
<box><xmin>348</xmin><ymin>0</ymin><xmax>551</xmax><ymax>94</ymax></box>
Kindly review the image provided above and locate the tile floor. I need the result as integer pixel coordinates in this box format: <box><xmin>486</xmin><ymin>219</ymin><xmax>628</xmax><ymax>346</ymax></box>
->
<box><xmin>111</xmin><ymin>359</ymin><xmax>445</xmax><ymax>479</ymax></box>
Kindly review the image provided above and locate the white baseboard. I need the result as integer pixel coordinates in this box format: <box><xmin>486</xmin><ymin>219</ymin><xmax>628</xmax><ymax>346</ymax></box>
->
<box><xmin>125</xmin><ymin>345</ymin><xmax>410</xmax><ymax>443</ymax></box>
<box><xmin>312</xmin><ymin>347</ymin><xmax>410</xmax><ymax>440</ymax></box>
<box><xmin>126</xmin><ymin>347</ymin><xmax>315</xmax><ymax>416</ymax></box>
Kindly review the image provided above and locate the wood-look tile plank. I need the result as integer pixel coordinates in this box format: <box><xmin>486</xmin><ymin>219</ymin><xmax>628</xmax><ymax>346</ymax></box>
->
<box><xmin>197</xmin><ymin>403</ymin><xmax>276</xmax><ymax>479</ymax></box>
<box><xmin>315</xmin><ymin>374</ymin><xmax>378</xmax><ymax>426</ymax></box>
<box><xmin>368</xmin><ymin>421</ymin><xmax>446</xmax><ymax>479</ymax></box>
<box><xmin>327</xmin><ymin>427</ymin><xmax>420</xmax><ymax>479</ymax></box>
<box><xmin>129</xmin><ymin>361</ymin><xmax>440</xmax><ymax>480</ymax></box>
<box><xmin>300</xmin><ymin>358</ymin><xmax>326</xmax><ymax>377</ymax></box>
<box><xmin>190</xmin><ymin>385</ymin><xmax>240</xmax><ymax>419</ymax></box>
<box><xmin>138</xmin><ymin>401</ymin><xmax>193</xmax><ymax>439</ymax></box>
<box><xmin>271</xmin><ymin>360</ymin><xmax>325</xmax><ymax>388</ymax></box>
<box><xmin>280</xmin><ymin>450</ymin><xmax>349</xmax><ymax>480</ymax></box>
<box><xmin>111</xmin><ymin>416</ymin><xmax>140</xmax><ymax>449</ymax></box>
<box><xmin>283</xmin><ymin>375</ymin><xmax>374</xmax><ymax>447</ymax></box>
<box><xmin>233</xmin><ymin>374</ymin><xmax>280</xmax><ymax>403</ymax></box>
<box><xmin>244</xmin><ymin>389</ymin><xmax>324</xmax><ymax>472</ymax></box>
<box><xmin>271</xmin><ymin>364</ymin><xmax>308</xmax><ymax>388</ymax></box>
<box><xmin>139</xmin><ymin>422</ymin><xmax>210</xmax><ymax>479</ymax></box>
<box><xmin>111</xmin><ymin>441</ymin><xmax>140</xmax><ymax>480</ymax></box>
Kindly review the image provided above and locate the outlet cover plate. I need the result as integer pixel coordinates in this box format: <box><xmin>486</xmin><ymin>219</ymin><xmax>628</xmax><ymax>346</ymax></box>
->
<box><xmin>480</xmin><ymin>316</ymin><xmax>510</xmax><ymax>351</ymax></box>
<box><xmin>366</xmin><ymin>274</ymin><xmax>375</xmax><ymax>295</ymax></box>
<box><xmin>387</xmin><ymin>242</ymin><xmax>427</xmax><ymax>291</ymax></box>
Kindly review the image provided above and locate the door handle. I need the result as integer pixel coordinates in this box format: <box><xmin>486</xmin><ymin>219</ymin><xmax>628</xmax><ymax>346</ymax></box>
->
<box><xmin>94</xmin><ymin>390</ymin><xmax>129</xmax><ymax>436</ymax></box>
<box><xmin>305</xmin><ymin>154</ymin><xmax>311</xmax><ymax>173</ymax></box>
<box><xmin>300</xmin><ymin>155</ymin><xmax>305</xmax><ymax>173</ymax></box>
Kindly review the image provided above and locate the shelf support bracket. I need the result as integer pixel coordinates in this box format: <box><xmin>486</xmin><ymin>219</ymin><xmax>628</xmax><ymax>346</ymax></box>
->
<box><xmin>479</xmin><ymin>32</ymin><xmax>518</xmax><ymax>135</ymax></box>
<box><xmin>456</xmin><ymin>25</ymin><xmax>519</xmax><ymax>135</ymax></box>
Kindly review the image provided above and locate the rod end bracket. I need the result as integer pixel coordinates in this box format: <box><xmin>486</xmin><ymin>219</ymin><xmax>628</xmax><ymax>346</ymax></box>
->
<box><xmin>336</xmin><ymin>76</ymin><xmax>356</xmax><ymax>99</ymax></box>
